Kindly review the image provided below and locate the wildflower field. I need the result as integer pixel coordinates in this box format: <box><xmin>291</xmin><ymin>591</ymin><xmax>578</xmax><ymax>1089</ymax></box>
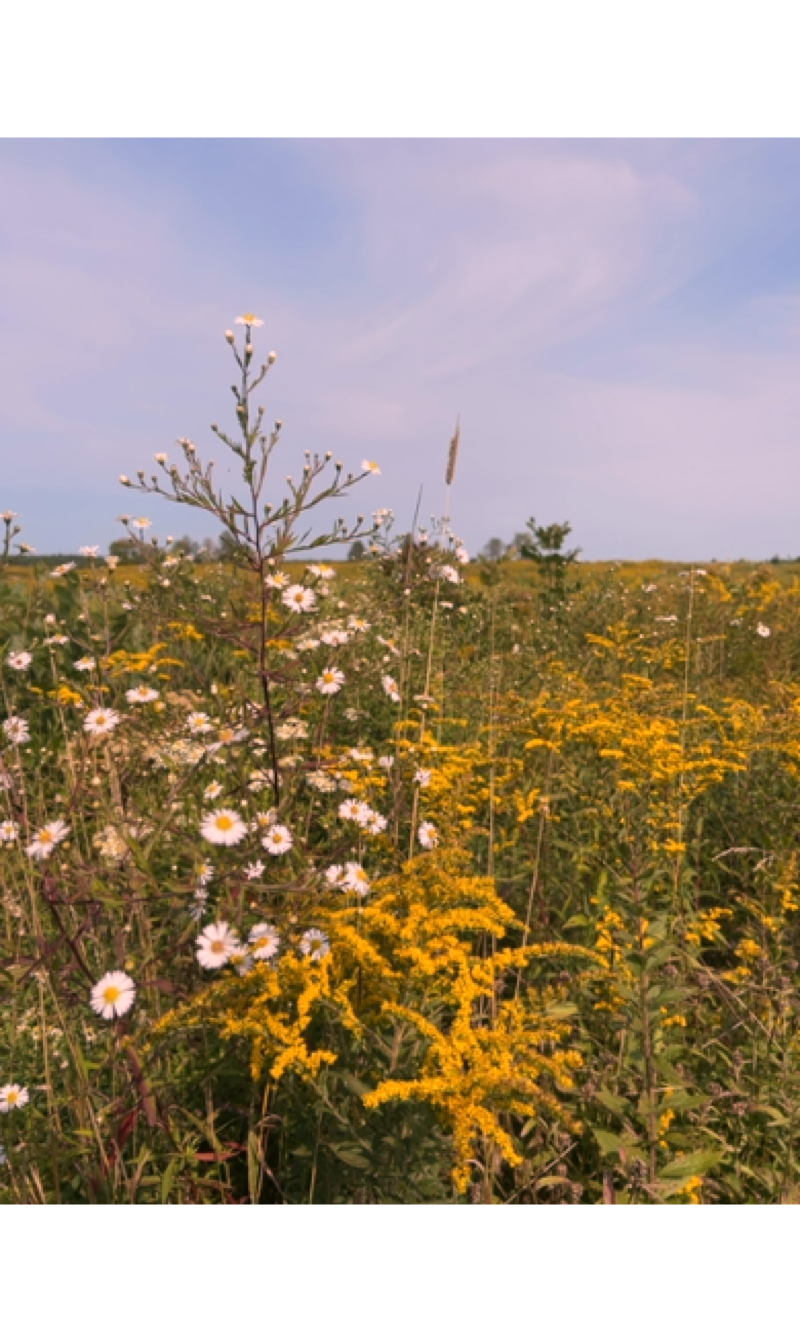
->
<box><xmin>4</xmin><ymin>321</ymin><xmax>800</xmax><ymax>1205</ymax></box>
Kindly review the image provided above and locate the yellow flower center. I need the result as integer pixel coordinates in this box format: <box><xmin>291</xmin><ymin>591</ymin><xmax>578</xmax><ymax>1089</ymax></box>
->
<box><xmin>39</xmin><ymin>829</ymin><xmax>52</xmax><ymax>844</ymax></box>
<box><xmin>7</xmin><ymin>1090</ymin><xmax>18</xmax><ymax>1104</ymax></box>
<box><xmin>215</xmin><ymin>816</ymin><xmax>233</xmax><ymax>831</ymax></box>
<box><xmin>103</xmin><ymin>985</ymin><xmax>121</xmax><ymax>1004</ymax></box>
<box><xmin>210</xmin><ymin>940</ymin><xmax>225</xmax><ymax>954</ymax></box>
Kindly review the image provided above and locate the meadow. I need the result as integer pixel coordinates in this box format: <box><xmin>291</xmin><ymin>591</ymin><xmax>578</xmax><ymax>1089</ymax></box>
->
<box><xmin>3</xmin><ymin>320</ymin><xmax>800</xmax><ymax>1204</ymax></box>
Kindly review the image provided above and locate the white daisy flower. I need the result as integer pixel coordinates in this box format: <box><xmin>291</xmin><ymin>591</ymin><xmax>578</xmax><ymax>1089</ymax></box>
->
<box><xmin>186</xmin><ymin>712</ymin><xmax>213</xmax><ymax>734</ymax></box>
<box><xmin>325</xmin><ymin>864</ymin><xmax>344</xmax><ymax>886</ymax></box>
<box><xmin>308</xmin><ymin>770</ymin><xmax>336</xmax><ymax>793</ymax></box>
<box><xmin>437</xmin><ymin>565</ymin><xmax>460</xmax><ymax>584</ymax></box>
<box><xmin>0</xmin><ymin>1083</ymin><xmax>29</xmax><ymax>1113</ymax></box>
<box><xmin>126</xmin><ymin>685</ymin><xmax>160</xmax><ymax>704</ymax></box>
<box><xmin>347</xmin><ymin>616</ymin><xmax>370</xmax><ymax>632</ymax></box>
<box><xmin>217</xmin><ymin>725</ymin><xmax>249</xmax><ymax>745</ymax></box>
<box><xmin>365</xmin><ymin>811</ymin><xmax>387</xmax><ymax>835</ymax></box>
<box><xmin>338</xmin><ymin>799</ymin><xmax>362</xmax><ymax>822</ymax></box>
<box><xmin>349</xmin><ymin>747</ymin><xmax>374</xmax><ymax>762</ymax></box>
<box><xmin>244</xmin><ymin>860</ymin><xmax>265</xmax><ymax>881</ymax></box>
<box><xmin>308</xmin><ymin>564</ymin><xmax>336</xmax><ymax>579</ymax></box>
<box><xmin>296</xmin><ymin>637</ymin><xmax>321</xmax><ymax>651</ymax></box>
<box><xmin>203</xmin><ymin>781</ymin><xmax>224</xmax><ymax>801</ymax></box>
<box><xmin>757</xmin><ymin>624</ymin><xmax>771</xmax><ymax>637</ymax></box>
<box><xmin>262</xmin><ymin>824</ymin><xmax>293</xmax><ymax>855</ymax></box>
<box><xmin>248</xmin><ymin>922</ymin><xmax>280</xmax><ymax>961</ymax></box>
<box><xmin>79</xmin><ymin>546</ymin><xmax>100</xmax><ymax>558</ymax></box>
<box><xmin>74</xmin><ymin>657</ymin><xmax>96</xmax><ymax>671</ymax></box>
<box><xmin>197</xmin><ymin>862</ymin><xmax>215</xmax><ymax>886</ymax></box>
<box><xmin>361</xmin><ymin>460</ymin><xmax>381</xmax><ymax>475</ymax></box>
<box><xmin>300</xmin><ymin>928</ymin><xmax>331</xmax><ymax>961</ymax></box>
<box><xmin>196</xmin><ymin>921</ymin><xmax>240</xmax><ymax>970</ymax></box>
<box><xmin>26</xmin><ymin>820</ymin><xmax>70</xmax><ymax>860</ymax></box>
<box><xmin>455</xmin><ymin>546</ymin><xmax>469</xmax><ymax>564</ymax></box>
<box><xmin>44</xmin><ymin>635</ymin><xmax>69</xmax><ymax>646</ymax></box>
<box><xmin>317</xmin><ymin>667</ymin><xmax>344</xmax><ymax>696</ymax></box>
<box><xmin>248</xmin><ymin>769</ymin><xmax>272</xmax><ymax>792</ymax></box>
<box><xmin>7</xmin><ymin>651</ymin><xmax>32</xmax><ymax>671</ymax></box>
<box><xmin>418</xmin><ymin>821</ymin><xmax>439</xmax><ymax>850</ymax></box>
<box><xmin>50</xmin><ymin>562</ymin><xmax>76</xmax><ymax>578</ymax></box>
<box><xmin>0</xmin><ymin>820</ymin><xmax>19</xmax><ymax>843</ymax></box>
<box><xmin>131</xmin><ymin>517</ymin><xmax>152</xmax><ymax>530</ymax></box>
<box><xmin>264</xmin><ymin>571</ymin><xmax>290</xmax><ymax>589</ymax></box>
<box><xmin>341</xmin><ymin>862</ymin><xmax>370</xmax><ymax>896</ymax></box>
<box><xmin>90</xmin><ymin>971</ymin><xmax>136</xmax><ymax>1021</ymax></box>
<box><xmin>321</xmin><ymin>629</ymin><xmax>349</xmax><ymax>647</ymax></box>
<box><xmin>283</xmin><ymin>584</ymin><xmax>316</xmax><ymax>613</ymax></box>
<box><xmin>200</xmin><ymin>809</ymin><xmax>247</xmax><ymax>846</ymax></box>
<box><xmin>2</xmin><ymin>713</ymin><xmax>29</xmax><ymax>746</ymax></box>
<box><xmin>414</xmin><ymin>768</ymin><xmax>432</xmax><ymax>787</ymax></box>
<box><xmin>235</xmin><ymin>313</ymin><xmax>263</xmax><ymax>327</ymax></box>
<box><xmin>382</xmin><ymin>675</ymin><xmax>400</xmax><ymax>703</ymax></box>
<box><xmin>84</xmin><ymin>707</ymin><xmax>121</xmax><ymax>737</ymax></box>
<box><xmin>379</xmin><ymin>755</ymin><xmax>394</xmax><ymax>770</ymax></box>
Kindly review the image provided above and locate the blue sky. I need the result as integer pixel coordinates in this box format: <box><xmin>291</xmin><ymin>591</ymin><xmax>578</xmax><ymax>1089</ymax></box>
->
<box><xmin>4</xmin><ymin>138</ymin><xmax>800</xmax><ymax>559</ymax></box>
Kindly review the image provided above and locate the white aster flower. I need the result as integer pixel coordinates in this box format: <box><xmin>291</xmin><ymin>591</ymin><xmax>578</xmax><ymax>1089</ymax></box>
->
<box><xmin>317</xmin><ymin>667</ymin><xmax>345</xmax><ymax>695</ymax></box>
<box><xmin>26</xmin><ymin>819</ymin><xmax>70</xmax><ymax>860</ymax></box>
<box><xmin>379</xmin><ymin>755</ymin><xmax>394</xmax><ymax>770</ymax></box>
<box><xmin>757</xmin><ymin>624</ymin><xmax>771</xmax><ymax>637</ymax></box>
<box><xmin>79</xmin><ymin>546</ymin><xmax>100</xmax><ymax>558</ymax></box>
<box><xmin>341</xmin><ymin>862</ymin><xmax>370</xmax><ymax>896</ymax></box>
<box><xmin>361</xmin><ymin>460</ymin><xmax>381</xmax><ymax>475</ymax></box>
<box><xmin>245</xmin><ymin>860</ymin><xmax>265</xmax><ymax>881</ymax></box>
<box><xmin>3</xmin><ymin>716</ymin><xmax>30</xmax><ymax>744</ymax></box>
<box><xmin>0</xmin><ymin>820</ymin><xmax>19</xmax><ymax>843</ymax></box>
<box><xmin>382</xmin><ymin>675</ymin><xmax>400</xmax><ymax>703</ymax></box>
<box><xmin>418</xmin><ymin>821</ymin><xmax>439</xmax><ymax>850</ymax></box>
<box><xmin>203</xmin><ymin>781</ymin><xmax>224</xmax><ymax>801</ymax></box>
<box><xmin>84</xmin><ymin>707</ymin><xmax>121</xmax><ymax>737</ymax></box>
<box><xmin>50</xmin><ymin>562</ymin><xmax>76</xmax><ymax>578</ymax></box>
<box><xmin>0</xmin><ymin>1083</ymin><xmax>29</xmax><ymax>1113</ymax></box>
<box><xmin>300</xmin><ymin>928</ymin><xmax>331</xmax><ymax>961</ymax></box>
<box><xmin>90</xmin><ymin>970</ymin><xmax>136</xmax><ymax>1021</ymax></box>
<box><xmin>74</xmin><ymin>656</ymin><xmax>96</xmax><ymax>671</ymax></box>
<box><xmin>248</xmin><ymin>922</ymin><xmax>281</xmax><ymax>961</ymax></box>
<box><xmin>283</xmin><ymin>584</ymin><xmax>316</xmax><ymax>613</ymax></box>
<box><xmin>196</xmin><ymin>921</ymin><xmax>240</xmax><ymax>969</ymax></box>
<box><xmin>126</xmin><ymin>685</ymin><xmax>160</xmax><ymax>704</ymax></box>
<box><xmin>200</xmin><ymin>808</ymin><xmax>247</xmax><ymax>846</ymax></box>
<box><xmin>7</xmin><ymin>651</ymin><xmax>32</xmax><ymax>671</ymax></box>
<box><xmin>414</xmin><ymin>768</ymin><xmax>432</xmax><ymax>787</ymax></box>
<box><xmin>186</xmin><ymin>712</ymin><xmax>213</xmax><ymax>734</ymax></box>
<box><xmin>262</xmin><ymin>824</ymin><xmax>293</xmax><ymax>855</ymax></box>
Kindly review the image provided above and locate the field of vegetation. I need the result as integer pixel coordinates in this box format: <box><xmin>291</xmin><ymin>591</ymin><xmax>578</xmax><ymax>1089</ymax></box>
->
<box><xmin>3</xmin><ymin>318</ymin><xmax>800</xmax><ymax>1204</ymax></box>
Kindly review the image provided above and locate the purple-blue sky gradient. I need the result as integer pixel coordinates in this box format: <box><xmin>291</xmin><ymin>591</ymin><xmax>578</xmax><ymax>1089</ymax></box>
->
<box><xmin>4</xmin><ymin>139</ymin><xmax>800</xmax><ymax>559</ymax></box>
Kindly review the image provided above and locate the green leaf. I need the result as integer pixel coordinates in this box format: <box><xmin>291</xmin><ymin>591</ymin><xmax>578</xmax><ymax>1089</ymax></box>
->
<box><xmin>592</xmin><ymin>1127</ymin><xmax>641</xmax><ymax>1157</ymax></box>
<box><xmin>544</xmin><ymin>1001</ymin><xmax>578</xmax><ymax>1019</ymax></box>
<box><xmin>659</xmin><ymin>1148</ymin><xmax>720</xmax><ymax>1180</ymax></box>
<box><xmin>595</xmin><ymin>1088</ymin><xmax>629</xmax><ymax>1116</ymax></box>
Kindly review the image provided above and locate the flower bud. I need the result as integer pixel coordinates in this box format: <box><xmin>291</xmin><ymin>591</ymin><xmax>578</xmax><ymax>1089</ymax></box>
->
<box><xmin>268</xmin><ymin>351</ymin><xmax>277</xmax><ymax>364</ymax></box>
<box><xmin>119</xmin><ymin>475</ymin><xmax>130</xmax><ymax>485</ymax></box>
<box><xmin>225</xmin><ymin>330</ymin><xmax>235</xmax><ymax>343</ymax></box>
